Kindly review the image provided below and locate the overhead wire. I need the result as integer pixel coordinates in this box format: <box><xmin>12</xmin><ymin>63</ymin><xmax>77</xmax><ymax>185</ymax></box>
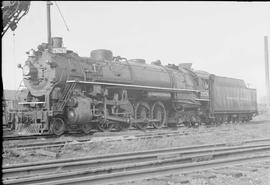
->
<box><xmin>12</xmin><ymin>31</ymin><xmax>23</xmax><ymax>98</ymax></box>
<box><xmin>54</xmin><ymin>1</ymin><xmax>70</xmax><ymax>32</ymax></box>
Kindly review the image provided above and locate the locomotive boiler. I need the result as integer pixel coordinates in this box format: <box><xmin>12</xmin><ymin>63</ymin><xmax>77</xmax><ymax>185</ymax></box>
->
<box><xmin>14</xmin><ymin>37</ymin><xmax>257</xmax><ymax>135</ymax></box>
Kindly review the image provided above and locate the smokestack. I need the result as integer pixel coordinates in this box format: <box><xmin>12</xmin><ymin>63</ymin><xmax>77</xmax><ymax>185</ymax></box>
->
<box><xmin>47</xmin><ymin>1</ymin><xmax>52</xmax><ymax>46</ymax></box>
<box><xmin>265</xmin><ymin>36</ymin><xmax>270</xmax><ymax>110</ymax></box>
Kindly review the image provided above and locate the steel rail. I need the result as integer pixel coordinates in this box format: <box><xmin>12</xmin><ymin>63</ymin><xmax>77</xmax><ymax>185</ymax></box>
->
<box><xmin>4</xmin><ymin>144</ymin><xmax>269</xmax><ymax>178</ymax></box>
<box><xmin>2</xmin><ymin>127</ymin><xmax>188</xmax><ymax>143</ymax></box>
<box><xmin>3</xmin><ymin>145</ymin><xmax>270</xmax><ymax>185</ymax></box>
<box><xmin>3</xmin><ymin>134</ymin><xmax>57</xmax><ymax>141</ymax></box>
<box><xmin>4</xmin><ymin>128</ymin><xmax>206</xmax><ymax>151</ymax></box>
<box><xmin>4</xmin><ymin>126</ymin><xmax>270</xmax><ymax>151</ymax></box>
<box><xmin>2</xmin><ymin>131</ymin><xmax>187</xmax><ymax>150</ymax></box>
<box><xmin>30</xmin><ymin>155</ymin><xmax>270</xmax><ymax>185</ymax></box>
<box><xmin>4</xmin><ymin>137</ymin><xmax>270</xmax><ymax>170</ymax></box>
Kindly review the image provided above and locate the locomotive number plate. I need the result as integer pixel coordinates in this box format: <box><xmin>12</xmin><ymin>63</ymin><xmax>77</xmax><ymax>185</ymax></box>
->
<box><xmin>52</xmin><ymin>47</ymin><xmax>67</xmax><ymax>54</ymax></box>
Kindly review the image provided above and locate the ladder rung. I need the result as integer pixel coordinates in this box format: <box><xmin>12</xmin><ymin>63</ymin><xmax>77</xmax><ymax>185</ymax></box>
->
<box><xmin>56</xmin><ymin>82</ymin><xmax>76</xmax><ymax>111</ymax></box>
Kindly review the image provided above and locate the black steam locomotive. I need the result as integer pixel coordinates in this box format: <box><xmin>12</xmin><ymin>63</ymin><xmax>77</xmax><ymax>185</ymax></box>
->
<box><xmin>12</xmin><ymin>37</ymin><xmax>257</xmax><ymax>135</ymax></box>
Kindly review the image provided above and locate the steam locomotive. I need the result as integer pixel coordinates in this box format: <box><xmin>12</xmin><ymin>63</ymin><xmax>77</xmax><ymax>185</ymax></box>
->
<box><xmin>13</xmin><ymin>37</ymin><xmax>257</xmax><ymax>135</ymax></box>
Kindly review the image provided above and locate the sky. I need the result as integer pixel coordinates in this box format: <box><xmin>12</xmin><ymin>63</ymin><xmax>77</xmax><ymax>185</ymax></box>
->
<box><xmin>2</xmin><ymin>1</ymin><xmax>270</xmax><ymax>102</ymax></box>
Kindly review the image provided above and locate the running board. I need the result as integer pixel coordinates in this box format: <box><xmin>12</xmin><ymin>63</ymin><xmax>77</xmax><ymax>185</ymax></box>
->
<box><xmin>66</xmin><ymin>80</ymin><xmax>200</xmax><ymax>93</ymax></box>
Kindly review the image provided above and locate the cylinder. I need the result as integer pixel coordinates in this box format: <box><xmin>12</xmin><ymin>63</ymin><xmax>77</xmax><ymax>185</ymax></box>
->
<box><xmin>67</xmin><ymin>97</ymin><xmax>93</xmax><ymax>124</ymax></box>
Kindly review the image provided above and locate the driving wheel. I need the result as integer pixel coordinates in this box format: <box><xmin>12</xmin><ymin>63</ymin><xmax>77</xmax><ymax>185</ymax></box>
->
<box><xmin>97</xmin><ymin>119</ymin><xmax>113</xmax><ymax>132</ymax></box>
<box><xmin>151</xmin><ymin>101</ymin><xmax>166</xmax><ymax>129</ymax></box>
<box><xmin>134</xmin><ymin>102</ymin><xmax>150</xmax><ymax>130</ymax></box>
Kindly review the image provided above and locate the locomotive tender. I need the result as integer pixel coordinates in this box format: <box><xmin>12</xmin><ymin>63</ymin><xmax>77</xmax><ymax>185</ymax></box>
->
<box><xmin>14</xmin><ymin>37</ymin><xmax>257</xmax><ymax>135</ymax></box>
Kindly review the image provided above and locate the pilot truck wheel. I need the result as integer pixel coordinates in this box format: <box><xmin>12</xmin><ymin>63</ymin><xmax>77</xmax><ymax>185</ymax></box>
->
<box><xmin>50</xmin><ymin>117</ymin><xmax>65</xmax><ymax>136</ymax></box>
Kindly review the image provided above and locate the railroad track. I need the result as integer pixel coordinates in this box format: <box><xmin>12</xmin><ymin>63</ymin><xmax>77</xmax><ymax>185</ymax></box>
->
<box><xmin>3</xmin><ymin>134</ymin><xmax>57</xmax><ymax>141</ymax></box>
<box><xmin>3</xmin><ymin>130</ymin><xmax>190</xmax><ymax>150</ymax></box>
<box><xmin>2</xmin><ymin>122</ymin><xmax>242</xmax><ymax>146</ymax></box>
<box><xmin>2</xmin><ymin>128</ymin><xmax>179</xmax><ymax>142</ymax></box>
<box><xmin>3</xmin><ymin>119</ymin><xmax>264</xmax><ymax>142</ymax></box>
<box><xmin>3</xmin><ymin>123</ymin><xmax>270</xmax><ymax>151</ymax></box>
<box><xmin>2</xmin><ymin>125</ymin><xmax>196</xmax><ymax>142</ymax></box>
<box><xmin>3</xmin><ymin>140</ymin><xmax>270</xmax><ymax>185</ymax></box>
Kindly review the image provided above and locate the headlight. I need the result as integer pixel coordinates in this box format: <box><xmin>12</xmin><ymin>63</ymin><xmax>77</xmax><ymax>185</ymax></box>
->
<box><xmin>23</xmin><ymin>65</ymin><xmax>30</xmax><ymax>76</ymax></box>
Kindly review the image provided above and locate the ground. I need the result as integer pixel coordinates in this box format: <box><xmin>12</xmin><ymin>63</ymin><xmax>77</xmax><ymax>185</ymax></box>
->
<box><xmin>2</xmin><ymin>113</ymin><xmax>270</xmax><ymax>184</ymax></box>
<box><xmin>114</xmin><ymin>161</ymin><xmax>270</xmax><ymax>185</ymax></box>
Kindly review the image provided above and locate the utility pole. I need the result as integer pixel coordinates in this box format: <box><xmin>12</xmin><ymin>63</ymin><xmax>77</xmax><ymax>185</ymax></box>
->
<box><xmin>265</xmin><ymin>36</ymin><xmax>270</xmax><ymax>112</ymax></box>
<box><xmin>47</xmin><ymin>1</ymin><xmax>52</xmax><ymax>46</ymax></box>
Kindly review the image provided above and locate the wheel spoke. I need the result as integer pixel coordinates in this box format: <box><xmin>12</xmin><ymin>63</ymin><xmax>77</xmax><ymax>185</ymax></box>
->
<box><xmin>134</xmin><ymin>102</ymin><xmax>150</xmax><ymax>130</ymax></box>
<box><xmin>151</xmin><ymin>101</ymin><xmax>166</xmax><ymax>129</ymax></box>
<box><xmin>97</xmin><ymin>120</ymin><xmax>113</xmax><ymax>132</ymax></box>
